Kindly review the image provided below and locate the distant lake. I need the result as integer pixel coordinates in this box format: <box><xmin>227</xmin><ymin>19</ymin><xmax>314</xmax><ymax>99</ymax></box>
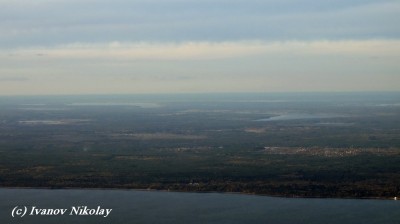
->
<box><xmin>1</xmin><ymin>188</ymin><xmax>399</xmax><ymax>224</ymax></box>
<box><xmin>257</xmin><ymin>114</ymin><xmax>342</xmax><ymax>122</ymax></box>
<box><xmin>67</xmin><ymin>102</ymin><xmax>161</xmax><ymax>108</ymax></box>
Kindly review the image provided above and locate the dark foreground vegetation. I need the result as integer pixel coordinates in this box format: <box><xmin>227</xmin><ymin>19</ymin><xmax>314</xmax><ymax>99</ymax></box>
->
<box><xmin>0</xmin><ymin>93</ymin><xmax>399</xmax><ymax>198</ymax></box>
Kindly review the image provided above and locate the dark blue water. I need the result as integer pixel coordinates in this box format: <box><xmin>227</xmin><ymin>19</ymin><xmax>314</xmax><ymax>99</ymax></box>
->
<box><xmin>0</xmin><ymin>188</ymin><xmax>399</xmax><ymax>224</ymax></box>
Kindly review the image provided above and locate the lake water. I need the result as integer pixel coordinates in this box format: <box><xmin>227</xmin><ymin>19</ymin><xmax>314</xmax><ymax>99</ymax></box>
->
<box><xmin>256</xmin><ymin>114</ymin><xmax>342</xmax><ymax>122</ymax></box>
<box><xmin>1</xmin><ymin>189</ymin><xmax>399</xmax><ymax>224</ymax></box>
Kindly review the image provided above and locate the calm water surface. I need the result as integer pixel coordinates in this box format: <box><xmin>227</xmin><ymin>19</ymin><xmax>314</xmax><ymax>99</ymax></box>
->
<box><xmin>0</xmin><ymin>188</ymin><xmax>399</xmax><ymax>224</ymax></box>
<box><xmin>257</xmin><ymin>114</ymin><xmax>342</xmax><ymax>122</ymax></box>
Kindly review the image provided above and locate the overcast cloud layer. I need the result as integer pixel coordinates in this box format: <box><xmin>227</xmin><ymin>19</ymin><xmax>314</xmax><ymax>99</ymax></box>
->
<box><xmin>0</xmin><ymin>0</ymin><xmax>399</xmax><ymax>94</ymax></box>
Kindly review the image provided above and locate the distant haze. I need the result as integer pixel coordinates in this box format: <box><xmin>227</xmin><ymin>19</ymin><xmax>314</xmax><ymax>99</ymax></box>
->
<box><xmin>0</xmin><ymin>0</ymin><xmax>399</xmax><ymax>95</ymax></box>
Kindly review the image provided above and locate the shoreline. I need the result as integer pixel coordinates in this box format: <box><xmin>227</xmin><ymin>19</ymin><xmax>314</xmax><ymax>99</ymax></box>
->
<box><xmin>1</xmin><ymin>186</ymin><xmax>396</xmax><ymax>201</ymax></box>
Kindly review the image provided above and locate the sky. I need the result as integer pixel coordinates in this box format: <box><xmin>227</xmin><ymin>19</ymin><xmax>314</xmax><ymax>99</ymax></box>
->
<box><xmin>0</xmin><ymin>0</ymin><xmax>399</xmax><ymax>95</ymax></box>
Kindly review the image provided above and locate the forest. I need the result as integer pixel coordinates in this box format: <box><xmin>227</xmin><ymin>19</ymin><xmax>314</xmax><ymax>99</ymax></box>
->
<box><xmin>0</xmin><ymin>93</ymin><xmax>399</xmax><ymax>198</ymax></box>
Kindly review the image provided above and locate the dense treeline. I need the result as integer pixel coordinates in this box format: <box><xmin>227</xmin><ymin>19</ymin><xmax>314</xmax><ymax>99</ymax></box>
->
<box><xmin>1</xmin><ymin>147</ymin><xmax>399</xmax><ymax>198</ymax></box>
